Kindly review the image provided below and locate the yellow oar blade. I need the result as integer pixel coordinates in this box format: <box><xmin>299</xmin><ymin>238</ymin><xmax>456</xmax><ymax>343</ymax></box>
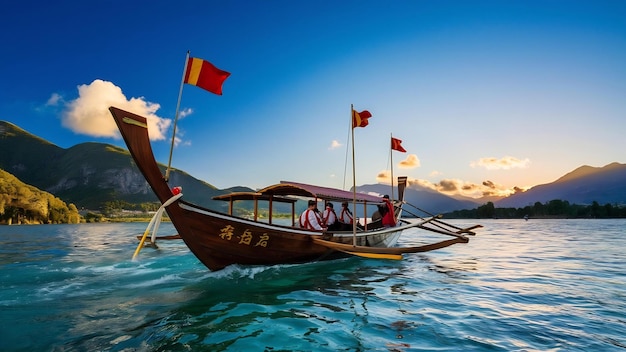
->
<box><xmin>343</xmin><ymin>251</ymin><xmax>403</xmax><ymax>260</ymax></box>
<box><xmin>313</xmin><ymin>237</ymin><xmax>404</xmax><ymax>260</ymax></box>
<box><xmin>132</xmin><ymin>228</ymin><xmax>150</xmax><ymax>260</ymax></box>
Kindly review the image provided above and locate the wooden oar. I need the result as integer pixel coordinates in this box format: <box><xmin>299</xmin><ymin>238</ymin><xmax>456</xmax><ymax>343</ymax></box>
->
<box><xmin>341</xmin><ymin>251</ymin><xmax>403</xmax><ymax>260</ymax></box>
<box><xmin>456</xmin><ymin>224</ymin><xmax>482</xmax><ymax>234</ymax></box>
<box><xmin>136</xmin><ymin>234</ymin><xmax>182</xmax><ymax>241</ymax></box>
<box><xmin>416</xmin><ymin>224</ymin><xmax>470</xmax><ymax>240</ymax></box>
<box><xmin>402</xmin><ymin>207</ymin><xmax>481</xmax><ymax>235</ymax></box>
<box><xmin>313</xmin><ymin>238</ymin><xmax>402</xmax><ymax>260</ymax></box>
<box><xmin>312</xmin><ymin>236</ymin><xmax>468</xmax><ymax>259</ymax></box>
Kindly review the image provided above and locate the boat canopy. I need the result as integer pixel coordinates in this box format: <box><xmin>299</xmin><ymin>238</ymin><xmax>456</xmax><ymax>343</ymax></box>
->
<box><xmin>265</xmin><ymin>181</ymin><xmax>384</xmax><ymax>203</ymax></box>
<box><xmin>211</xmin><ymin>181</ymin><xmax>386</xmax><ymax>224</ymax></box>
<box><xmin>212</xmin><ymin>192</ymin><xmax>298</xmax><ymax>204</ymax></box>
<box><xmin>213</xmin><ymin>181</ymin><xmax>385</xmax><ymax>204</ymax></box>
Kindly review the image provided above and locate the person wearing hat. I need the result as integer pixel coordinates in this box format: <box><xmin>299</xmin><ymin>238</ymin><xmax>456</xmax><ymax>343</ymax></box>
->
<box><xmin>299</xmin><ymin>200</ymin><xmax>326</xmax><ymax>230</ymax></box>
<box><xmin>381</xmin><ymin>195</ymin><xmax>397</xmax><ymax>227</ymax></box>
<box><xmin>322</xmin><ymin>202</ymin><xmax>338</xmax><ymax>230</ymax></box>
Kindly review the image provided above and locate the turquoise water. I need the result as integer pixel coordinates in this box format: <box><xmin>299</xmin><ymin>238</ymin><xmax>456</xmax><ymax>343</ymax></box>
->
<box><xmin>0</xmin><ymin>219</ymin><xmax>625</xmax><ymax>351</ymax></box>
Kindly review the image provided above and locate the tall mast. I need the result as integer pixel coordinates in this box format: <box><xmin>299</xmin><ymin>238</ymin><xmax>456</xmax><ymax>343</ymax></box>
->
<box><xmin>165</xmin><ymin>51</ymin><xmax>191</xmax><ymax>182</ymax></box>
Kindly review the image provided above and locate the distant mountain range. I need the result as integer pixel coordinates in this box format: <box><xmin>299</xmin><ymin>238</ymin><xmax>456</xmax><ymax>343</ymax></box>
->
<box><xmin>356</xmin><ymin>162</ymin><xmax>626</xmax><ymax>213</ymax></box>
<box><xmin>355</xmin><ymin>183</ymin><xmax>479</xmax><ymax>215</ymax></box>
<box><xmin>1</xmin><ymin>120</ymin><xmax>625</xmax><ymax>212</ymax></box>
<box><xmin>494</xmin><ymin>162</ymin><xmax>626</xmax><ymax>208</ymax></box>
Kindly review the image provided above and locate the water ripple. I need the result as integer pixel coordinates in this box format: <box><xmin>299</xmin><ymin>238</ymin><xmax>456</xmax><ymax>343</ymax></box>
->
<box><xmin>1</xmin><ymin>220</ymin><xmax>625</xmax><ymax>351</ymax></box>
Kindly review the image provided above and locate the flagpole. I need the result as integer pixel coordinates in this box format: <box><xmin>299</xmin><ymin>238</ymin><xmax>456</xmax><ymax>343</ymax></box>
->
<box><xmin>351</xmin><ymin>104</ymin><xmax>358</xmax><ymax>246</ymax></box>
<box><xmin>165</xmin><ymin>50</ymin><xmax>190</xmax><ymax>182</ymax></box>
<box><xmin>342</xmin><ymin>122</ymin><xmax>351</xmax><ymax>191</ymax></box>
<box><xmin>390</xmin><ymin>133</ymin><xmax>395</xmax><ymax>200</ymax></box>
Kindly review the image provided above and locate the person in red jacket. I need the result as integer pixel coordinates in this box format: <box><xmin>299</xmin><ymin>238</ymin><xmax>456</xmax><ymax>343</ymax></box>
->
<box><xmin>381</xmin><ymin>195</ymin><xmax>397</xmax><ymax>227</ymax></box>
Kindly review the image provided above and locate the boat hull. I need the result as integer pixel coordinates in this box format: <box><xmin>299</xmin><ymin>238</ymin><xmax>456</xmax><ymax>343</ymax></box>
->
<box><xmin>176</xmin><ymin>202</ymin><xmax>410</xmax><ymax>270</ymax></box>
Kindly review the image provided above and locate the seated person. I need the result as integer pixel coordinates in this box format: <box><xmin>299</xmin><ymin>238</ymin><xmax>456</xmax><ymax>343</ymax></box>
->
<box><xmin>338</xmin><ymin>201</ymin><xmax>354</xmax><ymax>230</ymax></box>
<box><xmin>323</xmin><ymin>202</ymin><xmax>341</xmax><ymax>230</ymax></box>
<box><xmin>381</xmin><ymin>195</ymin><xmax>397</xmax><ymax>227</ymax></box>
<box><xmin>299</xmin><ymin>200</ymin><xmax>326</xmax><ymax>230</ymax></box>
<box><xmin>372</xmin><ymin>209</ymin><xmax>382</xmax><ymax>222</ymax></box>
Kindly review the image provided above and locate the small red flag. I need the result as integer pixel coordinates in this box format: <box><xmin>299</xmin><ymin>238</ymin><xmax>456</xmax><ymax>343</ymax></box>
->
<box><xmin>184</xmin><ymin>57</ymin><xmax>230</xmax><ymax>95</ymax></box>
<box><xmin>391</xmin><ymin>137</ymin><xmax>406</xmax><ymax>152</ymax></box>
<box><xmin>352</xmin><ymin>109</ymin><xmax>372</xmax><ymax>128</ymax></box>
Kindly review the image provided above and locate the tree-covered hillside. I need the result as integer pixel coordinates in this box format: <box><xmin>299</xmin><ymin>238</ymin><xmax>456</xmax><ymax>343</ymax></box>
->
<box><xmin>0</xmin><ymin>169</ymin><xmax>80</xmax><ymax>224</ymax></box>
<box><xmin>446</xmin><ymin>200</ymin><xmax>626</xmax><ymax>219</ymax></box>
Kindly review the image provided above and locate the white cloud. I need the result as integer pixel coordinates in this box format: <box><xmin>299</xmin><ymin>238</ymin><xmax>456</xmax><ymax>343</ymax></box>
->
<box><xmin>167</xmin><ymin>108</ymin><xmax>194</xmax><ymax>146</ymax></box>
<box><xmin>46</xmin><ymin>93</ymin><xmax>63</xmax><ymax>106</ymax></box>
<box><xmin>329</xmin><ymin>140</ymin><xmax>342</xmax><ymax>150</ymax></box>
<box><xmin>62</xmin><ymin>79</ymin><xmax>170</xmax><ymax>141</ymax></box>
<box><xmin>179</xmin><ymin>107</ymin><xmax>193</xmax><ymax>119</ymax></box>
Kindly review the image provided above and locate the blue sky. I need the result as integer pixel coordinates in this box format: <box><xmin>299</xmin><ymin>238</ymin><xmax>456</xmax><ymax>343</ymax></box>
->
<box><xmin>1</xmin><ymin>1</ymin><xmax>625</xmax><ymax>198</ymax></box>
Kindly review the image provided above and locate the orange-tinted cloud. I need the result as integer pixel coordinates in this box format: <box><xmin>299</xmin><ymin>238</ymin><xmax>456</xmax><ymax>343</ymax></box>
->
<box><xmin>398</xmin><ymin>154</ymin><xmax>420</xmax><ymax>169</ymax></box>
<box><xmin>376</xmin><ymin>172</ymin><xmax>530</xmax><ymax>199</ymax></box>
<box><xmin>376</xmin><ymin>170</ymin><xmax>391</xmax><ymax>182</ymax></box>
<box><xmin>470</xmin><ymin>156</ymin><xmax>530</xmax><ymax>170</ymax></box>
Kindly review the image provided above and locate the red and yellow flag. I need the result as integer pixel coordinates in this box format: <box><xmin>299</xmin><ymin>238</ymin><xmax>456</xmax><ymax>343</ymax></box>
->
<box><xmin>184</xmin><ymin>57</ymin><xmax>230</xmax><ymax>95</ymax></box>
<box><xmin>391</xmin><ymin>137</ymin><xmax>406</xmax><ymax>152</ymax></box>
<box><xmin>352</xmin><ymin>109</ymin><xmax>372</xmax><ymax>128</ymax></box>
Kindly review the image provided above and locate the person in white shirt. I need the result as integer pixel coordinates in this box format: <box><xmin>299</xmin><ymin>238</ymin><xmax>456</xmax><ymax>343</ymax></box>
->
<box><xmin>339</xmin><ymin>201</ymin><xmax>354</xmax><ymax>230</ymax></box>
<box><xmin>322</xmin><ymin>202</ymin><xmax>338</xmax><ymax>230</ymax></box>
<box><xmin>299</xmin><ymin>200</ymin><xmax>326</xmax><ymax>230</ymax></box>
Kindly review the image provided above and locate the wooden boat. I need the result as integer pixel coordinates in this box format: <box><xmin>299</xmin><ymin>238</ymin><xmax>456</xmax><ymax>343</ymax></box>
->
<box><xmin>109</xmin><ymin>106</ymin><xmax>479</xmax><ymax>271</ymax></box>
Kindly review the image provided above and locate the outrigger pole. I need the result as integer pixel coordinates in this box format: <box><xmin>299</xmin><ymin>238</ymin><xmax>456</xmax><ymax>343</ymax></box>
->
<box><xmin>165</xmin><ymin>50</ymin><xmax>191</xmax><ymax>182</ymax></box>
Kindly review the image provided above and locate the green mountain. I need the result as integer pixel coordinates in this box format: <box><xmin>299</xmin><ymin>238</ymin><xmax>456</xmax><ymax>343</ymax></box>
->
<box><xmin>0</xmin><ymin>120</ymin><xmax>250</xmax><ymax>210</ymax></box>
